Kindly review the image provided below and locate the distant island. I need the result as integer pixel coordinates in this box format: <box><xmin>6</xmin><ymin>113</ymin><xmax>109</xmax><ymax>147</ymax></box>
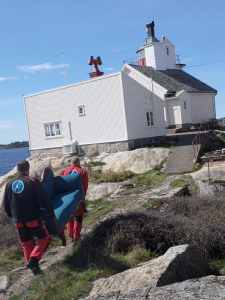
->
<box><xmin>0</xmin><ymin>141</ymin><xmax>29</xmax><ymax>150</ymax></box>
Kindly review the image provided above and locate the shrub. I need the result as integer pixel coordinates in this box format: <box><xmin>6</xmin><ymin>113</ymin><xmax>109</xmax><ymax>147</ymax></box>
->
<box><xmin>64</xmin><ymin>195</ymin><xmax>225</xmax><ymax>271</ymax></box>
<box><xmin>0</xmin><ymin>212</ymin><xmax>21</xmax><ymax>251</ymax></box>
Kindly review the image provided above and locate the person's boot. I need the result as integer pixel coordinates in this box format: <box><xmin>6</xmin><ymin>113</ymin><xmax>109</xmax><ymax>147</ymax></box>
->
<box><xmin>26</xmin><ymin>257</ymin><xmax>42</xmax><ymax>275</ymax></box>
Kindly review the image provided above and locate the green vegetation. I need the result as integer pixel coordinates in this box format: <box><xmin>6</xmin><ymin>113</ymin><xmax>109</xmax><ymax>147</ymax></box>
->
<box><xmin>7</xmin><ymin>173</ymin><xmax>18</xmax><ymax>180</ymax></box>
<box><xmin>147</xmin><ymin>141</ymin><xmax>176</xmax><ymax>148</ymax></box>
<box><xmin>208</xmin><ymin>259</ymin><xmax>225</xmax><ymax>276</ymax></box>
<box><xmin>192</xmin><ymin>162</ymin><xmax>202</xmax><ymax>172</ymax></box>
<box><xmin>170</xmin><ymin>175</ymin><xmax>197</xmax><ymax>195</ymax></box>
<box><xmin>133</xmin><ymin>170</ymin><xmax>167</xmax><ymax>187</ymax></box>
<box><xmin>141</xmin><ymin>198</ymin><xmax>158</xmax><ymax>209</ymax></box>
<box><xmin>170</xmin><ymin>175</ymin><xmax>189</xmax><ymax>188</ymax></box>
<box><xmin>88</xmin><ymin>170</ymin><xmax>133</xmax><ymax>183</ymax></box>
<box><xmin>118</xmin><ymin>187</ymin><xmax>141</xmax><ymax>196</ymax></box>
<box><xmin>0</xmin><ymin>247</ymin><xmax>24</xmax><ymax>276</ymax></box>
<box><xmin>84</xmin><ymin>161</ymin><xmax>106</xmax><ymax>171</ymax></box>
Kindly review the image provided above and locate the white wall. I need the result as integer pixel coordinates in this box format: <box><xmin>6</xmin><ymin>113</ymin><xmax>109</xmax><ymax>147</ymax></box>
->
<box><xmin>190</xmin><ymin>93</ymin><xmax>215</xmax><ymax>124</ymax></box>
<box><xmin>166</xmin><ymin>99</ymin><xmax>182</xmax><ymax>126</ymax></box>
<box><xmin>145</xmin><ymin>40</ymin><xmax>176</xmax><ymax>70</ymax></box>
<box><xmin>24</xmin><ymin>73</ymin><xmax>128</xmax><ymax>150</ymax></box>
<box><xmin>145</xmin><ymin>46</ymin><xmax>156</xmax><ymax>69</ymax></box>
<box><xmin>121</xmin><ymin>73</ymin><xmax>166</xmax><ymax>139</ymax></box>
<box><xmin>177</xmin><ymin>91</ymin><xmax>192</xmax><ymax>124</ymax></box>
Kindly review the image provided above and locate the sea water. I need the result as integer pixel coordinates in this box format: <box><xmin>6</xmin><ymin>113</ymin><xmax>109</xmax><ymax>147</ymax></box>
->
<box><xmin>0</xmin><ymin>147</ymin><xmax>30</xmax><ymax>177</ymax></box>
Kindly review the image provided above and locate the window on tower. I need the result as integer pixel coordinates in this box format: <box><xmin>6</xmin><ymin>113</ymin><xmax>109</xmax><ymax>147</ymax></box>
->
<box><xmin>166</xmin><ymin>47</ymin><xmax>169</xmax><ymax>55</ymax></box>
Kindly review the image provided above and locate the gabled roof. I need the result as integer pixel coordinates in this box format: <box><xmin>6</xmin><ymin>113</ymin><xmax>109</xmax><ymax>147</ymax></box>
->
<box><xmin>137</xmin><ymin>36</ymin><xmax>160</xmax><ymax>53</ymax></box>
<box><xmin>130</xmin><ymin>65</ymin><xmax>217</xmax><ymax>94</ymax></box>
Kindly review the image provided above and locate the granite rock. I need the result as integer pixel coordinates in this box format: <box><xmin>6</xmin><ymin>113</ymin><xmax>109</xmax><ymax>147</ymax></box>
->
<box><xmin>89</xmin><ymin>244</ymin><xmax>210</xmax><ymax>296</ymax></box>
<box><xmin>80</xmin><ymin>276</ymin><xmax>225</xmax><ymax>300</ymax></box>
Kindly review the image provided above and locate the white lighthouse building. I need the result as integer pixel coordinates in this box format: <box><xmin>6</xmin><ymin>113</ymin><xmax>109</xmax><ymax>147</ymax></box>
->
<box><xmin>23</xmin><ymin>21</ymin><xmax>217</xmax><ymax>158</ymax></box>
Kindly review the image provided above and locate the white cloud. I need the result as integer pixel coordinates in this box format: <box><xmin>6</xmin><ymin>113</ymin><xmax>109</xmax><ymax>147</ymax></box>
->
<box><xmin>0</xmin><ymin>77</ymin><xmax>19</xmax><ymax>82</ymax></box>
<box><xmin>0</xmin><ymin>122</ymin><xmax>13</xmax><ymax>130</ymax></box>
<box><xmin>106</xmin><ymin>68</ymin><xmax>114</xmax><ymax>71</ymax></box>
<box><xmin>17</xmin><ymin>62</ymin><xmax>70</xmax><ymax>73</ymax></box>
<box><xmin>113</xmin><ymin>47</ymin><xmax>124</xmax><ymax>52</ymax></box>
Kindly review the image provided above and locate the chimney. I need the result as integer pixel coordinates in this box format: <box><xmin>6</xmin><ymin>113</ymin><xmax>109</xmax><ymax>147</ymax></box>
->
<box><xmin>162</xmin><ymin>36</ymin><xmax>166</xmax><ymax>41</ymax></box>
<box><xmin>146</xmin><ymin>21</ymin><xmax>155</xmax><ymax>38</ymax></box>
<box><xmin>88</xmin><ymin>56</ymin><xmax>104</xmax><ymax>78</ymax></box>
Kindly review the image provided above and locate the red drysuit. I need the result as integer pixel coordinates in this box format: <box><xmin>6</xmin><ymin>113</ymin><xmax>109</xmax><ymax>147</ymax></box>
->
<box><xmin>60</xmin><ymin>165</ymin><xmax>88</xmax><ymax>240</ymax></box>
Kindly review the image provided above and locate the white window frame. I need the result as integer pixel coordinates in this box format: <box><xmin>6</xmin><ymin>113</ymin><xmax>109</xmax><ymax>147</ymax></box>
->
<box><xmin>78</xmin><ymin>105</ymin><xmax>85</xmax><ymax>116</ymax></box>
<box><xmin>43</xmin><ymin>121</ymin><xmax>62</xmax><ymax>139</ymax></box>
<box><xmin>166</xmin><ymin>47</ymin><xmax>169</xmax><ymax>56</ymax></box>
<box><xmin>146</xmin><ymin>111</ymin><xmax>154</xmax><ymax>127</ymax></box>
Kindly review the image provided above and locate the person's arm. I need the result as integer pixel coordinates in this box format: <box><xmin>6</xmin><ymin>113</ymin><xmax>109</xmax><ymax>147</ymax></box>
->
<box><xmin>3</xmin><ymin>185</ymin><xmax>12</xmax><ymax>218</ymax></box>
<box><xmin>82</xmin><ymin>171</ymin><xmax>88</xmax><ymax>195</ymax></box>
<box><xmin>33</xmin><ymin>180</ymin><xmax>54</xmax><ymax>217</ymax></box>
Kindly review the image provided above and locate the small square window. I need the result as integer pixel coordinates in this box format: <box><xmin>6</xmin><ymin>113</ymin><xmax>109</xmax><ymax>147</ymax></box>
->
<box><xmin>78</xmin><ymin>105</ymin><xmax>85</xmax><ymax>116</ymax></box>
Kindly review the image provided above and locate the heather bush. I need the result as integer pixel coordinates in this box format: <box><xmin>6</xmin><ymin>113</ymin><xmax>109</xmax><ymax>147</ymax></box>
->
<box><xmin>65</xmin><ymin>195</ymin><xmax>225</xmax><ymax>270</ymax></box>
<box><xmin>0</xmin><ymin>212</ymin><xmax>21</xmax><ymax>251</ymax></box>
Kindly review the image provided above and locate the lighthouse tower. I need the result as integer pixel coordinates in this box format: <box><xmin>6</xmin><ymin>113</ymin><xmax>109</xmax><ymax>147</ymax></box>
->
<box><xmin>136</xmin><ymin>21</ymin><xmax>185</xmax><ymax>70</ymax></box>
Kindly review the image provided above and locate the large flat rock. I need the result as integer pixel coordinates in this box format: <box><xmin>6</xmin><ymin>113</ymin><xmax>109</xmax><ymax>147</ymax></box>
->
<box><xmin>90</xmin><ymin>148</ymin><xmax>170</xmax><ymax>174</ymax></box>
<box><xmin>80</xmin><ymin>276</ymin><xmax>225</xmax><ymax>300</ymax></box>
<box><xmin>89</xmin><ymin>244</ymin><xmax>210</xmax><ymax>296</ymax></box>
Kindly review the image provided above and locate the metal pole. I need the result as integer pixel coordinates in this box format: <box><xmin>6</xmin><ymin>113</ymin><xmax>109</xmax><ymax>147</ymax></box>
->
<box><xmin>61</xmin><ymin>53</ymin><xmax>67</xmax><ymax>85</ymax></box>
<box><xmin>208</xmin><ymin>161</ymin><xmax>210</xmax><ymax>185</ymax></box>
<box><xmin>192</xmin><ymin>142</ymin><xmax>196</xmax><ymax>159</ymax></box>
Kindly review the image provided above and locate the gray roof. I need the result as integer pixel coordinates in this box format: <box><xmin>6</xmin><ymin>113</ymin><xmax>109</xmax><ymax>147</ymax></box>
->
<box><xmin>131</xmin><ymin>65</ymin><xmax>217</xmax><ymax>94</ymax></box>
<box><xmin>137</xmin><ymin>37</ymin><xmax>160</xmax><ymax>53</ymax></box>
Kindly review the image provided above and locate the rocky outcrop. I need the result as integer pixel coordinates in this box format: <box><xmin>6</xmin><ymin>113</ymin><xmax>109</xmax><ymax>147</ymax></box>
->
<box><xmin>191</xmin><ymin>161</ymin><xmax>225</xmax><ymax>196</ymax></box>
<box><xmin>89</xmin><ymin>244</ymin><xmax>210</xmax><ymax>296</ymax></box>
<box><xmin>89</xmin><ymin>148</ymin><xmax>170</xmax><ymax>174</ymax></box>
<box><xmin>0</xmin><ymin>276</ymin><xmax>10</xmax><ymax>293</ymax></box>
<box><xmin>86</xmin><ymin>182</ymin><xmax>120</xmax><ymax>201</ymax></box>
<box><xmin>80</xmin><ymin>276</ymin><xmax>225</xmax><ymax>300</ymax></box>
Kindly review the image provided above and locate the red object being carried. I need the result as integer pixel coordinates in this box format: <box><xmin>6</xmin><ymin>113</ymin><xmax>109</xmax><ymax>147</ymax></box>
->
<box><xmin>89</xmin><ymin>56</ymin><xmax>104</xmax><ymax>78</ymax></box>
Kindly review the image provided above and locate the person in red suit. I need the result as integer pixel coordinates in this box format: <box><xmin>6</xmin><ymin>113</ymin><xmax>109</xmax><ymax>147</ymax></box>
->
<box><xmin>60</xmin><ymin>156</ymin><xmax>88</xmax><ymax>243</ymax></box>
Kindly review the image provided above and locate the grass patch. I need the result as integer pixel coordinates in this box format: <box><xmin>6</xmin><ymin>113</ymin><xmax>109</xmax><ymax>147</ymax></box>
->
<box><xmin>148</xmin><ymin>142</ymin><xmax>174</xmax><ymax>148</ymax></box>
<box><xmin>170</xmin><ymin>175</ymin><xmax>189</xmax><ymax>188</ymax></box>
<box><xmin>0</xmin><ymin>247</ymin><xmax>24</xmax><ymax>276</ymax></box>
<box><xmin>141</xmin><ymin>198</ymin><xmax>158</xmax><ymax>209</ymax></box>
<box><xmin>88</xmin><ymin>170</ymin><xmax>134</xmax><ymax>183</ymax></box>
<box><xmin>192</xmin><ymin>162</ymin><xmax>202</xmax><ymax>172</ymax></box>
<box><xmin>111</xmin><ymin>247</ymin><xmax>157</xmax><ymax>267</ymax></box>
<box><xmin>117</xmin><ymin>187</ymin><xmax>141</xmax><ymax>196</ymax></box>
<box><xmin>208</xmin><ymin>259</ymin><xmax>225</xmax><ymax>275</ymax></box>
<box><xmin>7</xmin><ymin>173</ymin><xmax>18</xmax><ymax>180</ymax></box>
<box><xmin>170</xmin><ymin>175</ymin><xmax>197</xmax><ymax>195</ymax></box>
<box><xmin>133</xmin><ymin>170</ymin><xmax>167</xmax><ymax>187</ymax></box>
<box><xmin>84</xmin><ymin>161</ymin><xmax>106</xmax><ymax>171</ymax></box>
<box><xmin>18</xmin><ymin>264</ymin><xmax>113</xmax><ymax>300</ymax></box>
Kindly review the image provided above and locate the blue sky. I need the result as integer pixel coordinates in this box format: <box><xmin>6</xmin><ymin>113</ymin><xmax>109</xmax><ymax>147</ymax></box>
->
<box><xmin>0</xmin><ymin>0</ymin><xmax>225</xmax><ymax>144</ymax></box>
